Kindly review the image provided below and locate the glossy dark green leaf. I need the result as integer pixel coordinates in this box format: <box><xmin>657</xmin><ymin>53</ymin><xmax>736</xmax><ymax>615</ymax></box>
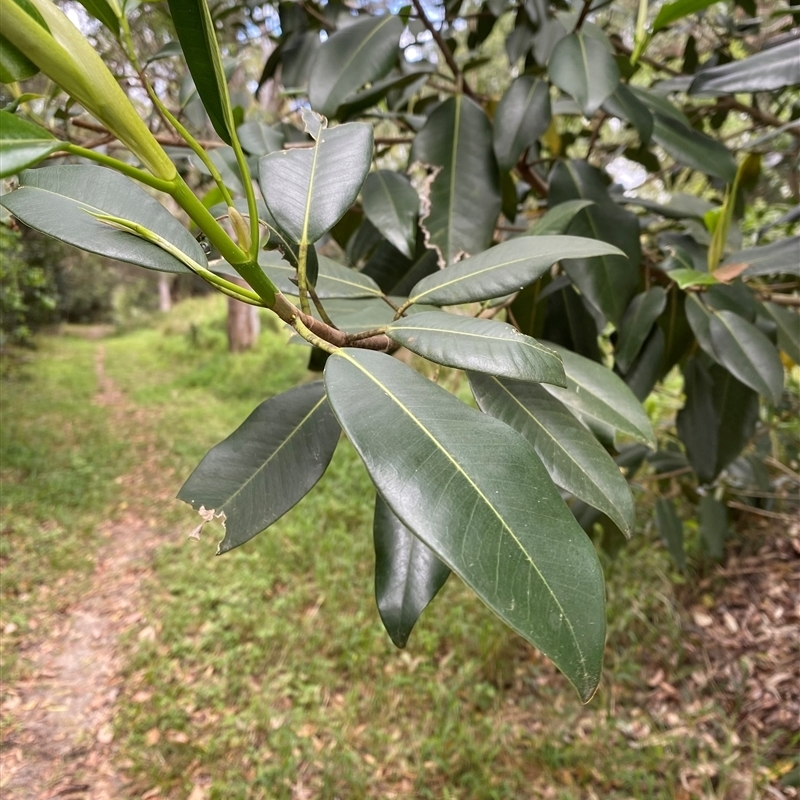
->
<box><xmin>602</xmin><ymin>83</ymin><xmax>653</xmax><ymax>144</ymax></box>
<box><xmin>410</xmin><ymin>95</ymin><xmax>501</xmax><ymax>266</ymax></box>
<box><xmin>540</xmin><ymin>281</ymin><xmax>603</xmax><ymax>362</ymax></box>
<box><xmin>470</xmin><ymin>374</ymin><xmax>634</xmax><ymax>535</ymax></box>
<box><xmin>652</xmin><ymin>113</ymin><xmax>736</xmax><ymax>182</ymax></box>
<box><xmin>548</xmin><ymin>160</ymin><xmax>641</xmax><ymax>325</ymax></box>
<box><xmin>655</xmin><ymin>498</ymin><xmax>685</xmax><ymax>572</ymax></box>
<box><xmin>615</xmin><ymin>287</ymin><xmax>667</xmax><ymax>374</ymax></box>
<box><xmin>259</xmin><ymin>113</ymin><xmax>373</xmax><ymax>246</ymax></box>
<box><xmin>309</xmin><ymin>14</ymin><xmax>404</xmax><ymax>118</ymax></box>
<box><xmin>709</xmin><ymin>363</ymin><xmax>759</xmax><ymax>475</ymax></box>
<box><xmin>493</xmin><ymin>76</ymin><xmax>551</xmax><ymax>171</ymax></box>
<box><xmin>725</xmin><ymin>237</ymin><xmax>800</xmax><ymax>278</ymax></box>
<box><xmin>685</xmin><ymin>294</ymin><xmax>717</xmax><ymax>360</ymax></box>
<box><xmin>676</xmin><ymin>356</ymin><xmax>718</xmax><ymax>483</ymax></box>
<box><xmin>548</xmin><ymin>32</ymin><xmax>620</xmax><ymax>117</ymax></box>
<box><xmin>699</xmin><ymin>495</ymin><xmax>727</xmax><ymax>561</ymax></box>
<box><xmin>324</xmin><ymin>349</ymin><xmax>606</xmax><ymax>702</ymax></box>
<box><xmin>0</xmin><ymin>111</ymin><xmax>62</xmax><ymax>177</ymax></box>
<box><xmin>386</xmin><ymin>311</ymin><xmax>566</xmax><ymax>385</ymax></box>
<box><xmin>543</xmin><ymin>343</ymin><xmax>657</xmax><ymax>449</ymax></box>
<box><xmin>236</xmin><ymin>121</ymin><xmax>285</xmax><ymax>156</ymax></box>
<box><xmin>178</xmin><ymin>382</ymin><xmax>341</xmax><ymax>553</ymax></box>
<box><xmin>362</xmin><ymin>170</ymin><xmax>419</xmax><ymax>259</ymax></box>
<box><xmin>407</xmin><ymin>235</ymin><xmax>623</xmax><ymax>307</ymax></box>
<box><xmin>167</xmin><ymin>0</ymin><xmax>235</xmax><ymax>144</ymax></box>
<box><xmin>623</xmin><ymin>326</ymin><xmax>664</xmax><ymax>401</ymax></box>
<box><xmin>374</xmin><ymin>495</ymin><xmax>450</xmax><ymax>648</ymax></box>
<box><xmin>652</xmin><ymin>0</ymin><xmax>717</xmax><ymax>32</ymax></box>
<box><xmin>690</xmin><ymin>40</ymin><xmax>800</xmax><ymax>95</ymax></box>
<box><xmin>75</xmin><ymin>0</ymin><xmax>120</xmax><ymax>35</ymax></box>
<box><xmin>765</xmin><ymin>303</ymin><xmax>800</xmax><ymax>364</ymax></box>
<box><xmin>709</xmin><ymin>310</ymin><xmax>784</xmax><ymax>405</ymax></box>
<box><xmin>0</xmin><ymin>166</ymin><xmax>204</xmax><ymax>273</ymax></box>
<box><xmin>527</xmin><ymin>200</ymin><xmax>595</xmax><ymax>236</ymax></box>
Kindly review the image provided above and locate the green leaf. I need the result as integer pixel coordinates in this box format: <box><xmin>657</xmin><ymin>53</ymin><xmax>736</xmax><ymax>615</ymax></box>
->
<box><xmin>527</xmin><ymin>200</ymin><xmax>595</xmax><ymax>235</ymax></box>
<box><xmin>259</xmin><ymin>114</ymin><xmax>373</xmax><ymax>246</ymax></box>
<box><xmin>655</xmin><ymin>498</ymin><xmax>685</xmax><ymax>572</ymax></box>
<box><xmin>724</xmin><ymin>237</ymin><xmax>800</xmax><ymax>278</ymax></box>
<box><xmin>602</xmin><ymin>84</ymin><xmax>653</xmax><ymax>145</ymax></box>
<box><xmin>324</xmin><ymin>349</ymin><xmax>606</xmax><ymax>702</ymax></box>
<box><xmin>548</xmin><ymin>160</ymin><xmax>641</xmax><ymax>325</ymax></box>
<box><xmin>0</xmin><ymin>0</ymin><xmax>48</xmax><ymax>84</ymax></box>
<box><xmin>615</xmin><ymin>287</ymin><xmax>667</xmax><ymax>374</ymax></box>
<box><xmin>386</xmin><ymin>311</ymin><xmax>567</xmax><ymax>385</ymax></box>
<box><xmin>406</xmin><ymin>235</ymin><xmax>624</xmax><ymax>307</ymax></box>
<box><xmin>699</xmin><ymin>495</ymin><xmax>727</xmax><ymax>561</ymax></box>
<box><xmin>410</xmin><ymin>95</ymin><xmax>501</xmax><ymax>266</ymax></box>
<box><xmin>75</xmin><ymin>0</ymin><xmax>120</xmax><ymax>36</ymax></box>
<box><xmin>685</xmin><ymin>294</ymin><xmax>717</xmax><ymax>360</ymax></box>
<box><xmin>622</xmin><ymin>326</ymin><xmax>664</xmax><ymax>401</ymax></box>
<box><xmin>668</xmin><ymin>268</ymin><xmax>720</xmax><ymax>289</ymax></box>
<box><xmin>709</xmin><ymin>362</ymin><xmax>759</xmax><ymax>475</ymax></box>
<box><xmin>0</xmin><ymin>111</ymin><xmax>62</xmax><ymax>178</ymax></box>
<box><xmin>765</xmin><ymin>303</ymin><xmax>800</xmax><ymax>364</ymax></box>
<box><xmin>374</xmin><ymin>495</ymin><xmax>450</xmax><ymax>648</ymax></box>
<box><xmin>543</xmin><ymin>343</ymin><xmax>657</xmax><ymax>449</ymax></box>
<box><xmin>236</xmin><ymin>121</ymin><xmax>285</xmax><ymax>156</ymax></box>
<box><xmin>651</xmin><ymin>113</ymin><xmax>737</xmax><ymax>182</ymax></box>
<box><xmin>166</xmin><ymin>0</ymin><xmax>236</xmax><ymax>143</ymax></box>
<box><xmin>361</xmin><ymin>170</ymin><xmax>419</xmax><ymax>259</ymax></box>
<box><xmin>493</xmin><ymin>76</ymin><xmax>551</xmax><ymax>172</ymax></box>
<box><xmin>689</xmin><ymin>40</ymin><xmax>800</xmax><ymax>94</ymax></box>
<box><xmin>709</xmin><ymin>310</ymin><xmax>784</xmax><ymax>405</ymax></box>
<box><xmin>470</xmin><ymin>374</ymin><xmax>635</xmax><ymax>536</ymax></box>
<box><xmin>0</xmin><ymin>166</ymin><xmax>204</xmax><ymax>273</ymax></box>
<box><xmin>676</xmin><ymin>356</ymin><xmax>718</xmax><ymax>483</ymax></box>
<box><xmin>652</xmin><ymin>0</ymin><xmax>717</xmax><ymax>32</ymax></box>
<box><xmin>309</xmin><ymin>14</ymin><xmax>404</xmax><ymax>118</ymax></box>
<box><xmin>178</xmin><ymin>382</ymin><xmax>341</xmax><ymax>553</ymax></box>
<box><xmin>255</xmin><ymin>252</ymin><xmax>383</xmax><ymax>300</ymax></box>
<box><xmin>548</xmin><ymin>32</ymin><xmax>620</xmax><ymax>117</ymax></box>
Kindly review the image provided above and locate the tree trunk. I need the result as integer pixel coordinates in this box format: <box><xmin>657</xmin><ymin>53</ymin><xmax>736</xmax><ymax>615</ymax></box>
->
<box><xmin>227</xmin><ymin>292</ymin><xmax>260</xmax><ymax>352</ymax></box>
<box><xmin>157</xmin><ymin>274</ymin><xmax>172</xmax><ymax>312</ymax></box>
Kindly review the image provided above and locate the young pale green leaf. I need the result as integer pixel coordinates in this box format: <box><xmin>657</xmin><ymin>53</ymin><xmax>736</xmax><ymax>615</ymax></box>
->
<box><xmin>386</xmin><ymin>311</ymin><xmax>566</xmax><ymax>386</ymax></box>
<box><xmin>651</xmin><ymin>0</ymin><xmax>717</xmax><ymax>32</ymax></box>
<box><xmin>309</xmin><ymin>14</ymin><xmax>404</xmax><ymax>118</ymax></box>
<box><xmin>0</xmin><ymin>166</ymin><xmax>204</xmax><ymax>273</ymax></box>
<box><xmin>709</xmin><ymin>310</ymin><xmax>784</xmax><ymax>405</ymax></box>
<box><xmin>668</xmin><ymin>268</ymin><xmax>720</xmax><ymax>289</ymax></box>
<box><xmin>655</xmin><ymin>498</ymin><xmax>685</xmax><ymax>572</ymax></box>
<box><xmin>602</xmin><ymin>84</ymin><xmax>653</xmax><ymax>144</ymax></box>
<box><xmin>324</xmin><ymin>349</ymin><xmax>606</xmax><ymax>702</ymax></box>
<box><xmin>543</xmin><ymin>343</ymin><xmax>657</xmax><ymax>449</ymax></box>
<box><xmin>361</xmin><ymin>170</ymin><xmax>419</xmax><ymax>259</ymax></box>
<box><xmin>406</xmin><ymin>235</ymin><xmax>623</xmax><ymax>307</ymax></box>
<box><xmin>725</xmin><ymin>237</ymin><xmax>800</xmax><ymax>278</ymax></box>
<box><xmin>699</xmin><ymin>495</ymin><xmax>727</xmax><ymax>561</ymax></box>
<box><xmin>676</xmin><ymin>356</ymin><xmax>719</xmax><ymax>483</ymax></box>
<box><xmin>709</xmin><ymin>363</ymin><xmax>759</xmax><ymax>475</ymax></box>
<box><xmin>178</xmin><ymin>382</ymin><xmax>341</xmax><ymax>553</ymax></box>
<box><xmin>167</xmin><ymin>0</ymin><xmax>235</xmax><ymax>144</ymax></box>
<box><xmin>0</xmin><ymin>110</ymin><xmax>62</xmax><ymax>177</ymax></box>
<box><xmin>527</xmin><ymin>200</ymin><xmax>595</xmax><ymax>235</ymax></box>
<box><xmin>410</xmin><ymin>95</ymin><xmax>501</xmax><ymax>266</ymax></box>
<box><xmin>548</xmin><ymin>32</ymin><xmax>620</xmax><ymax>117</ymax></box>
<box><xmin>259</xmin><ymin>118</ymin><xmax>373</xmax><ymax>246</ymax></box>
<box><xmin>470</xmin><ymin>374</ymin><xmax>634</xmax><ymax>536</ymax></box>
<box><xmin>373</xmin><ymin>495</ymin><xmax>450</xmax><ymax>649</ymax></box>
<box><xmin>652</xmin><ymin>113</ymin><xmax>736</xmax><ymax>182</ymax></box>
<box><xmin>615</xmin><ymin>287</ymin><xmax>667</xmax><ymax>374</ymax></box>
<box><xmin>689</xmin><ymin>40</ymin><xmax>800</xmax><ymax>95</ymax></box>
<box><xmin>765</xmin><ymin>302</ymin><xmax>800</xmax><ymax>364</ymax></box>
<box><xmin>493</xmin><ymin>76</ymin><xmax>551</xmax><ymax>172</ymax></box>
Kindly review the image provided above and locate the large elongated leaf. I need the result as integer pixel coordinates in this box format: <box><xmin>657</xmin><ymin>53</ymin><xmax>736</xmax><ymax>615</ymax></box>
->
<box><xmin>259</xmin><ymin>114</ymin><xmax>373</xmax><ymax>246</ymax></box>
<box><xmin>236</xmin><ymin>121</ymin><xmax>285</xmax><ymax>156</ymax></box>
<box><xmin>602</xmin><ymin>84</ymin><xmax>653</xmax><ymax>144</ymax></box>
<box><xmin>652</xmin><ymin>0</ymin><xmax>717</xmax><ymax>32</ymax></box>
<box><xmin>527</xmin><ymin>200</ymin><xmax>594</xmax><ymax>235</ymax></box>
<box><xmin>543</xmin><ymin>343</ymin><xmax>657</xmax><ymax>449</ymax></box>
<box><xmin>548</xmin><ymin>160</ymin><xmax>641</xmax><ymax>325</ymax></box>
<box><xmin>725</xmin><ymin>237</ymin><xmax>800</xmax><ymax>278</ymax></box>
<box><xmin>324</xmin><ymin>349</ymin><xmax>606</xmax><ymax>702</ymax></box>
<box><xmin>615</xmin><ymin>287</ymin><xmax>667</xmax><ymax>374</ymax></box>
<box><xmin>652</xmin><ymin>113</ymin><xmax>736</xmax><ymax>182</ymax></box>
<box><xmin>361</xmin><ymin>170</ymin><xmax>419</xmax><ymax>259</ymax></box>
<box><xmin>655</xmin><ymin>498</ymin><xmax>685</xmax><ymax>571</ymax></box>
<box><xmin>470</xmin><ymin>374</ymin><xmax>634</xmax><ymax>535</ymax></box>
<box><xmin>178</xmin><ymin>382</ymin><xmax>341</xmax><ymax>553</ymax></box>
<box><xmin>309</xmin><ymin>14</ymin><xmax>404</xmax><ymax>118</ymax></box>
<box><xmin>0</xmin><ymin>166</ymin><xmax>204</xmax><ymax>273</ymax></box>
<box><xmin>493</xmin><ymin>76</ymin><xmax>551</xmax><ymax>171</ymax></box>
<box><xmin>0</xmin><ymin>111</ymin><xmax>62</xmax><ymax>177</ymax></box>
<box><xmin>373</xmin><ymin>496</ymin><xmax>450</xmax><ymax>648</ymax></box>
<box><xmin>676</xmin><ymin>356</ymin><xmax>718</xmax><ymax>483</ymax></box>
<box><xmin>709</xmin><ymin>310</ymin><xmax>784</xmax><ymax>405</ymax></box>
<box><xmin>765</xmin><ymin>303</ymin><xmax>800</xmax><ymax>364</ymax></box>
<box><xmin>690</xmin><ymin>40</ymin><xmax>800</xmax><ymax>95</ymax></box>
<box><xmin>548</xmin><ymin>32</ymin><xmax>620</xmax><ymax>117</ymax></box>
<box><xmin>167</xmin><ymin>0</ymin><xmax>235</xmax><ymax>144</ymax></box>
<box><xmin>709</xmin><ymin>362</ymin><xmax>759</xmax><ymax>475</ymax></box>
<box><xmin>410</xmin><ymin>95</ymin><xmax>501</xmax><ymax>266</ymax></box>
<box><xmin>386</xmin><ymin>311</ymin><xmax>566</xmax><ymax>385</ymax></box>
<box><xmin>406</xmin><ymin>235</ymin><xmax>623</xmax><ymax>307</ymax></box>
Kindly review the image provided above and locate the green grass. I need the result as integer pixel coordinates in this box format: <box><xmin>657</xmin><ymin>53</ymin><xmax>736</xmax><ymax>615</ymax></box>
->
<box><xmin>1</xmin><ymin>297</ymin><xmax>777</xmax><ymax>798</ymax></box>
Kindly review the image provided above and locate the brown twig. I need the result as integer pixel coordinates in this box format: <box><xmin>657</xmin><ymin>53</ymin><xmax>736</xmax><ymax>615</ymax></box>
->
<box><xmin>515</xmin><ymin>156</ymin><xmax>549</xmax><ymax>198</ymax></box>
<box><xmin>726</xmin><ymin>500</ymin><xmax>795</xmax><ymax>522</ymax></box>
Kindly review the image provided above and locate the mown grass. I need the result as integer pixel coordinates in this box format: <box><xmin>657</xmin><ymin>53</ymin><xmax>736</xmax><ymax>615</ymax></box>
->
<box><xmin>1</xmin><ymin>297</ymin><xmax>778</xmax><ymax>798</ymax></box>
